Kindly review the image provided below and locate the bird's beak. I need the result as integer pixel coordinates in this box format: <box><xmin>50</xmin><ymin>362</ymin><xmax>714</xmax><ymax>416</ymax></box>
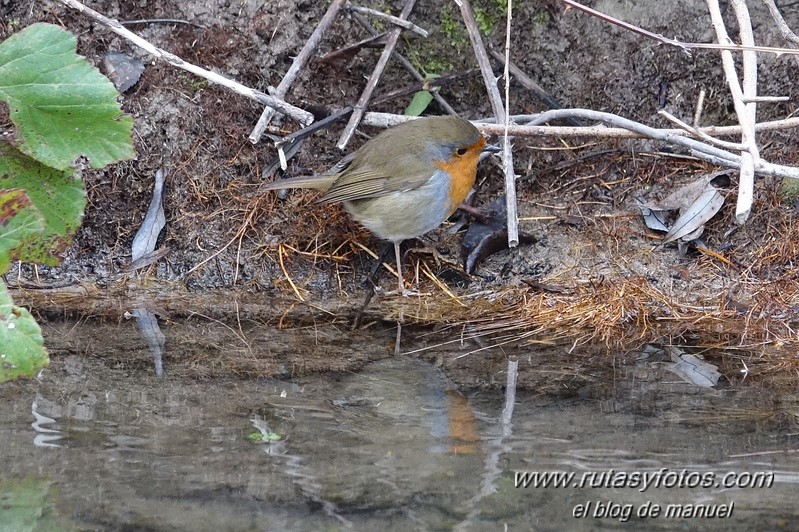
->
<box><xmin>482</xmin><ymin>143</ymin><xmax>501</xmax><ymax>153</ymax></box>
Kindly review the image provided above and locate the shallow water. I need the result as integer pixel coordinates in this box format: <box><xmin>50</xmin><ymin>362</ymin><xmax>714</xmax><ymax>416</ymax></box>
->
<box><xmin>2</xmin><ymin>318</ymin><xmax>798</xmax><ymax>531</ymax></box>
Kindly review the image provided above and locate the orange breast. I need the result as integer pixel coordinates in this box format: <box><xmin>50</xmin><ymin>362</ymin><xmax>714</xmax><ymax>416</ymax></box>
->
<box><xmin>434</xmin><ymin>137</ymin><xmax>486</xmax><ymax>214</ymax></box>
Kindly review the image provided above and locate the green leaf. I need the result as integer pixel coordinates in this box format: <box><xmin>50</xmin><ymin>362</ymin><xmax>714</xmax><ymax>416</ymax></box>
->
<box><xmin>0</xmin><ymin>144</ymin><xmax>85</xmax><ymax>266</ymax></box>
<box><xmin>404</xmin><ymin>90</ymin><xmax>434</xmax><ymax>116</ymax></box>
<box><xmin>0</xmin><ymin>23</ymin><xmax>134</xmax><ymax>170</ymax></box>
<box><xmin>0</xmin><ymin>188</ymin><xmax>45</xmax><ymax>273</ymax></box>
<box><xmin>0</xmin><ymin>279</ymin><xmax>48</xmax><ymax>382</ymax></box>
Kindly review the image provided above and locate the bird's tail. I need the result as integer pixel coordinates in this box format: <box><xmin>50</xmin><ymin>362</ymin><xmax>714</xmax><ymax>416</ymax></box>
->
<box><xmin>259</xmin><ymin>174</ymin><xmax>337</xmax><ymax>192</ymax></box>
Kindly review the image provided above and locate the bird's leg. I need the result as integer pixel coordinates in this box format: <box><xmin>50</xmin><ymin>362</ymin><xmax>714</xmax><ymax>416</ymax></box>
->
<box><xmin>394</xmin><ymin>240</ymin><xmax>404</xmax><ymax>294</ymax></box>
<box><xmin>365</xmin><ymin>242</ymin><xmax>394</xmax><ymax>286</ymax></box>
<box><xmin>364</xmin><ymin>240</ymin><xmax>424</xmax><ymax>297</ymax></box>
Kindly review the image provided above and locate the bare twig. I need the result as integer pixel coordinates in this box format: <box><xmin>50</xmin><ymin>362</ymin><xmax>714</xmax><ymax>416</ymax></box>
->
<box><xmin>562</xmin><ymin>0</ymin><xmax>799</xmax><ymax>56</ymax></box>
<box><xmin>358</xmin><ymin>109</ymin><xmax>799</xmax><ymax>178</ymax></box>
<box><xmin>762</xmin><ymin>0</ymin><xmax>799</xmax><ymax>46</ymax></box>
<box><xmin>658</xmin><ymin>109</ymin><xmax>746</xmax><ymax>151</ymax></box>
<box><xmin>732</xmin><ymin>0</ymin><xmax>759</xmax><ymax>224</ymax></box>
<box><xmin>458</xmin><ymin>0</ymin><xmax>505</xmax><ymax>121</ymax></box>
<box><xmin>56</xmin><ymin>0</ymin><xmax>314</xmax><ymax>126</ymax></box>
<box><xmin>458</xmin><ymin>0</ymin><xmax>518</xmax><ymax>247</ymax></box>
<box><xmin>501</xmin><ymin>1</ymin><xmax>519</xmax><ymax>248</ymax></box>
<box><xmin>317</xmin><ymin>32</ymin><xmax>389</xmax><ymax>64</ymax></box>
<box><xmin>120</xmin><ymin>18</ymin><xmax>207</xmax><ymax>29</ymax></box>
<box><xmin>345</xmin><ymin>2</ymin><xmax>429</xmax><ymax>37</ymax></box>
<box><xmin>337</xmin><ymin>0</ymin><xmax>418</xmax><ymax>149</ymax></box>
<box><xmin>350</xmin><ymin>11</ymin><xmax>459</xmax><ymax>115</ymax></box>
<box><xmin>693</xmin><ymin>89</ymin><xmax>706</xmax><ymax>128</ymax></box>
<box><xmin>741</xmin><ymin>96</ymin><xmax>790</xmax><ymax>103</ymax></box>
<box><xmin>361</xmin><ymin>110</ymin><xmax>799</xmax><ymax>140</ymax></box>
<box><xmin>371</xmin><ymin>70</ymin><xmax>478</xmax><ymax>107</ymax></box>
<box><xmin>249</xmin><ymin>0</ymin><xmax>345</xmax><ymax>143</ymax></box>
<box><xmin>706</xmin><ymin>0</ymin><xmax>759</xmax><ymax>223</ymax></box>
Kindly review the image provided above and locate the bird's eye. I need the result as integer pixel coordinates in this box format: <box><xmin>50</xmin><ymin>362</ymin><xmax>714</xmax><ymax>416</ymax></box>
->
<box><xmin>456</xmin><ymin>147</ymin><xmax>468</xmax><ymax>156</ymax></box>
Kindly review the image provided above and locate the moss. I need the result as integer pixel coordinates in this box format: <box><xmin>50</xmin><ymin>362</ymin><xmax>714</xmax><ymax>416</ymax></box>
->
<box><xmin>473</xmin><ymin>6</ymin><xmax>496</xmax><ymax>35</ymax></box>
<box><xmin>406</xmin><ymin>41</ymin><xmax>453</xmax><ymax>76</ymax></box>
<box><xmin>439</xmin><ymin>7</ymin><xmax>464</xmax><ymax>43</ymax></box>
<box><xmin>533</xmin><ymin>10</ymin><xmax>551</xmax><ymax>26</ymax></box>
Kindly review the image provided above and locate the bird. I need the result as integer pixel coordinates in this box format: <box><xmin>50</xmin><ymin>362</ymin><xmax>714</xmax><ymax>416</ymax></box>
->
<box><xmin>262</xmin><ymin>115</ymin><xmax>495</xmax><ymax>294</ymax></box>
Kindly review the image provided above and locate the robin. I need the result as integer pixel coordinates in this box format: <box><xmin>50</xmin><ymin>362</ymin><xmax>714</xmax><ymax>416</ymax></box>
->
<box><xmin>262</xmin><ymin>115</ymin><xmax>496</xmax><ymax>294</ymax></box>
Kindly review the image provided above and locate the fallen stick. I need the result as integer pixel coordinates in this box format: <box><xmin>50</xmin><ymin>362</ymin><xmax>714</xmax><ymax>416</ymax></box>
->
<box><xmin>249</xmin><ymin>0</ymin><xmax>346</xmax><ymax>143</ymax></box>
<box><xmin>458</xmin><ymin>0</ymin><xmax>519</xmax><ymax>247</ymax></box>
<box><xmin>337</xmin><ymin>0</ymin><xmax>418</xmax><ymax>149</ymax></box>
<box><xmin>56</xmin><ymin>0</ymin><xmax>314</xmax><ymax>126</ymax></box>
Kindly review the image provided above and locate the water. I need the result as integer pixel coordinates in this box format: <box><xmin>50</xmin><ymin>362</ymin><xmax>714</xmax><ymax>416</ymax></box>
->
<box><xmin>1</xmin><ymin>318</ymin><xmax>798</xmax><ymax>531</ymax></box>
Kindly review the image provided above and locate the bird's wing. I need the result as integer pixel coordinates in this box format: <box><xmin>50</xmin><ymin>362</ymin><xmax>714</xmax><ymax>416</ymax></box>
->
<box><xmin>318</xmin><ymin>161</ymin><xmax>434</xmax><ymax>204</ymax></box>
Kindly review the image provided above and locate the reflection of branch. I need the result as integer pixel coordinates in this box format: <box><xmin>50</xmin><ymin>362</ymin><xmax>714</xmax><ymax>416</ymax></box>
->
<box><xmin>56</xmin><ymin>0</ymin><xmax>314</xmax><ymax>126</ymax></box>
<box><xmin>500</xmin><ymin>360</ymin><xmax>518</xmax><ymax>432</ymax></box>
<box><xmin>453</xmin><ymin>360</ymin><xmax>518</xmax><ymax>532</ymax></box>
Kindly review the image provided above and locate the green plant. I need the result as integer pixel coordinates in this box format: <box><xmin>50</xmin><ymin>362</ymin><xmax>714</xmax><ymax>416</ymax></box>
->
<box><xmin>473</xmin><ymin>6</ymin><xmax>495</xmax><ymax>35</ymax></box>
<box><xmin>533</xmin><ymin>10</ymin><xmax>551</xmax><ymax>25</ymax></box>
<box><xmin>0</xmin><ymin>23</ymin><xmax>134</xmax><ymax>381</ymax></box>
<box><xmin>439</xmin><ymin>9</ymin><xmax>461</xmax><ymax>41</ymax></box>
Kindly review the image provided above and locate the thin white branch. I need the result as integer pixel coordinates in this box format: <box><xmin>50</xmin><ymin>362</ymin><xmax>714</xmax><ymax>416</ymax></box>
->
<box><xmin>563</xmin><ymin>0</ymin><xmax>799</xmax><ymax>56</ymax></box>
<box><xmin>706</xmin><ymin>0</ymin><xmax>760</xmax><ymax>223</ymax></box>
<box><xmin>733</xmin><ymin>0</ymin><xmax>759</xmax><ymax>223</ymax></box>
<box><xmin>693</xmin><ymin>89</ymin><xmax>706</xmax><ymax>128</ymax></box>
<box><xmin>502</xmin><ymin>0</ymin><xmax>518</xmax><ymax>248</ymax></box>
<box><xmin>741</xmin><ymin>96</ymin><xmax>790</xmax><ymax>103</ymax></box>
<box><xmin>56</xmin><ymin>0</ymin><xmax>314</xmax><ymax>126</ymax></box>
<box><xmin>459</xmin><ymin>0</ymin><xmax>517</xmax><ymax>246</ymax></box>
<box><xmin>359</xmin><ymin>109</ymin><xmax>799</xmax><ymax>179</ymax></box>
<box><xmin>658</xmin><ymin>109</ymin><xmax>746</xmax><ymax>151</ymax></box>
<box><xmin>345</xmin><ymin>2</ymin><xmax>429</xmax><ymax>37</ymax></box>
<box><xmin>459</xmin><ymin>0</ymin><xmax>505</xmax><ymax>121</ymax></box>
<box><xmin>762</xmin><ymin>0</ymin><xmax>799</xmax><ymax>46</ymax></box>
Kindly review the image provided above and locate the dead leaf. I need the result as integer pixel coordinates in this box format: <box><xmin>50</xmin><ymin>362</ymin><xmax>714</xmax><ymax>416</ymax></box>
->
<box><xmin>638</xmin><ymin>172</ymin><xmax>727</xmax><ymax>244</ymax></box>
<box><xmin>461</xmin><ymin>195</ymin><xmax>536</xmax><ymax>274</ymax></box>
<box><xmin>131</xmin><ymin>168</ymin><xmax>166</xmax><ymax>265</ymax></box>
<box><xmin>663</xmin><ymin>187</ymin><xmax>724</xmax><ymax>243</ymax></box>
